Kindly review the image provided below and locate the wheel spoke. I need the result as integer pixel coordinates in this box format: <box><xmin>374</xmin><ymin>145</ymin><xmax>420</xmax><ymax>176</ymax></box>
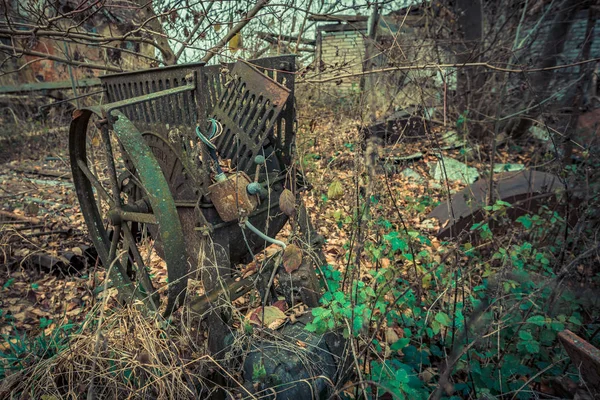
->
<box><xmin>122</xmin><ymin>222</ymin><xmax>159</xmax><ymax>309</ymax></box>
<box><xmin>120</xmin><ymin>223</ymin><xmax>134</xmax><ymax>279</ymax></box>
<box><xmin>71</xmin><ymin>111</ymin><xmax>193</xmax><ymax>316</ymax></box>
<box><xmin>108</xmin><ymin>223</ymin><xmax>121</xmax><ymax>261</ymax></box>
<box><xmin>100</xmin><ymin>125</ymin><xmax>123</xmax><ymax>202</ymax></box>
<box><xmin>77</xmin><ymin>159</ymin><xmax>113</xmax><ymax>205</ymax></box>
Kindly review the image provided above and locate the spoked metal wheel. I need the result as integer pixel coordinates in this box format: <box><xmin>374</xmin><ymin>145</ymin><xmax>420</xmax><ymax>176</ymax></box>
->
<box><xmin>69</xmin><ymin>108</ymin><xmax>189</xmax><ymax>316</ymax></box>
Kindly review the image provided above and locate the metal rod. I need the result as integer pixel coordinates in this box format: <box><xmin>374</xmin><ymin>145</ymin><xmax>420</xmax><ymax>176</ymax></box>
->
<box><xmin>38</xmin><ymin>89</ymin><xmax>106</xmax><ymax>111</ymax></box>
<box><xmin>244</xmin><ymin>220</ymin><xmax>286</xmax><ymax>249</ymax></box>
<box><xmin>105</xmin><ymin>84</ymin><xmax>195</xmax><ymax>116</ymax></box>
<box><xmin>119</xmin><ymin>211</ymin><xmax>158</xmax><ymax>225</ymax></box>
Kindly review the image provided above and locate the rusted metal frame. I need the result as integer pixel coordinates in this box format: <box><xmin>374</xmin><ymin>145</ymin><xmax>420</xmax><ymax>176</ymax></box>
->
<box><xmin>427</xmin><ymin>170</ymin><xmax>565</xmax><ymax>239</ymax></box>
<box><xmin>251</xmin><ymin>55</ymin><xmax>297</xmax><ymax>167</ymax></box>
<box><xmin>108</xmin><ymin>110</ymin><xmax>190</xmax><ymax>316</ymax></box>
<box><xmin>201</xmin><ymin>55</ymin><xmax>297</xmax><ymax>169</ymax></box>
<box><xmin>101</xmin><ymin>62</ymin><xmax>204</xmax><ymax>128</ymax></box>
<box><xmin>209</xmin><ymin>60</ymin><xmax>291</xmax><ymax>175</ymax></box>
<box><xmin>102</xmin><ymin>62</ymin><xmax>208</xmax><ymax>197</ymax></box>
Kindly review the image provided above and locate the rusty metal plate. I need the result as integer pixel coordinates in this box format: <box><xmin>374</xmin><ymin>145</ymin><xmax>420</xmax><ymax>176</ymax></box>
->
<box><xmin>359</xmin><ymin>106</ymin><xmax>432</xmax><ymax>145</ymax></box>
<box><xmin>203</xmin><ymin>55</ymin><xmax>297</xmax><ymax>168</ymax></box>
<box><xmin>559</xmin><ymin>329</ymin><xmax>600</xmax><ymax>392</ymax></box>
<box><xmin>428</xmin><ymin>170</ymin><xmax>564</xmax><ymax>239</ymax></box>
<box><xmin>209</xmin><ymin>59</ymin><xmax>291</xmax><ymax>174</ymax></box>
<box><xmin>209</xmin><ymin>172</ymin><xmax>258</xmax><ymax>222</ymax></box>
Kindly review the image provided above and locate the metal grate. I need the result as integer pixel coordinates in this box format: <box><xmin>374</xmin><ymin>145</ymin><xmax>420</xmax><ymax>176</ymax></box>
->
<box><xmin>202</xmin><ymin>55</ymin><xmax>296</xmax><ymax>168</ymax></box>
<box><xmin>99</xmin><ymin>55</ymin><xmax>296</xmax><ymax>177</ymax></box>
<box><xmin>100</xmin><ymin>62</ymin><xmax>205</xmax><ymax>138</ymax></box>
<box><xmin>207</xmin><ymin>60</ymin><xmax>290</xmax><ymax>174</ymax></box>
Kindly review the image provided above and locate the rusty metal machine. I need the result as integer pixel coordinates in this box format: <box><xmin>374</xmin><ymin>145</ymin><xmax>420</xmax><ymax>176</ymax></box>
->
<box><xmin>68</xmin><ymin>55</ymin><xmax>324</xmax><ymax>322</ymax></box>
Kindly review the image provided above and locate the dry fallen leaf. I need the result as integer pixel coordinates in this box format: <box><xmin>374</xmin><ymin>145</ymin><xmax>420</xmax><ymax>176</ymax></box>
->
<box><xmin>247</xmin><ymin>306</ymin><xmax>287</xmax><ymax>330</ymax></box>
<box><xmin>279</xmin><ymin>189</ymin><xmax>296</xmax><ymax>217</ymax></box>
<box><xmin>66</xmin><ymin>301</ymin><xmax>79</xmax><ymax>312</ymax></box>
<box><xmin>282</xmin><ymin>244</ymin><xmax>302</xmax><ymax>273</ymax></box>
<box><xmin>385</xmin><ymin>327</ymin><xmax>399</xmax><ymax>345</ymax></box>
<box><xmin>327</xmin><ymin>180</ymin><xmax>344</xmax><ymax>200</ymax></box>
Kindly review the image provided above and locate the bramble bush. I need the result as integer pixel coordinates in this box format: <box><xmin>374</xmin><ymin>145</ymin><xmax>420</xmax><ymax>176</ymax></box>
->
<box><xmin>305</xmin><ymin>196</ymin><xmax>598</xmax><ymax>399</ymax></box>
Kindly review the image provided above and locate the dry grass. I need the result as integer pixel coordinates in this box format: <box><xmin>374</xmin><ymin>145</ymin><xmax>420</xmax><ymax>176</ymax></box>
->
<box><xmin>4</xmin><ymin>303</ymin><xmax>210</xmax><ymax>399</ymax></box>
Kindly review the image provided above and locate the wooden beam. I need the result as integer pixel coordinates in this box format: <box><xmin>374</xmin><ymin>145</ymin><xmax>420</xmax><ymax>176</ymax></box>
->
<box><xmin>0</xmin><ymin>78</ymin><xmax>102</xmax><ymax>94</ymax></box>
<box><xmin>316</xmin><ymin>22</ymin><xmax>367</xmax><ymax>33</ymax></box>
<box><xmin>308</xmin><ymin>14</ymin><xmax>369</xmax><ymax>22</ymax></box>
<box><xmin>559</xmin><ymin>330</ymin><xmax>600</xmax><ymax>393</ymax></box>
<box><xmin>256</xmin><ymin>31</ymin><xmax>316</xmax><ymax>46</ymax></box>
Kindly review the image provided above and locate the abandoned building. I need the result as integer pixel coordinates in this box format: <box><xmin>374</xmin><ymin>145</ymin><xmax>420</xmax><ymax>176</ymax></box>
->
<box><xmin>0</xmin><ymin>0</ymin><xmax>153</xmax><ymax>89</ymax></box>
<box><xmin>309</xmin><ymin>8</ymin><xmax>454</xmax><ymax>113</ymax></box>
<box><xmin>308</xmin><ymin>2</ymin><xmax>599</xmax><ymax>115</ymax></box>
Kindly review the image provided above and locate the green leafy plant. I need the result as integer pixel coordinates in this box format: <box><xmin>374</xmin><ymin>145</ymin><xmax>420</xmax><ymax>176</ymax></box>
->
<box><xmin>305</xmin><ymin>198</ymin><xmax>596</xmax><ymax>399</ymax></box>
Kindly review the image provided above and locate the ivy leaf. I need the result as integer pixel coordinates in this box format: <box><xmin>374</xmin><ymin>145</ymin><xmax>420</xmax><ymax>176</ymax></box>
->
<box><xmin>383</xmin><ymin>231</ymin><xmax>398</xmax><ymax>241</ymax></box>
<box><xmin>519</xmin><ymin>330</ymin><xmax>533</xmax><ymax>341</ymax></box>
<box><xmin>333</xmin><ymin>291</ymin><xmax>345</xmax><ymax>303</ymax></box>
<box><xmin>3</xmin><ymin>278</ymin><xmax>15</xmax><ymax>289</ymax></box>
<box><xmin>550</xmin><ymin>321</ymin><xmax>565</xmax><ymax>332</ymax></box>
<box><xmin>395</xmin><ymin>368</ymin><xmax>410</xmax><ymax>384</ymax></box>
<box><xmin>391</xmin><ymin>338</ymin><xmax>410</xmax><ymax>351</ymax></box>
<box><xmin>39</xmin><ymin>317</ymin><xmax>53</xmax><ymax>329</ymax></box>
<box><xmin>526</xmin><ymin>315</ymin><xmax>546</xmax><ymax>326</ymax></box>
<box><xmin>435</xmin><ymin>312</ymin><xmax>452</xmax><ymax>327</ymax></box>
<box><xmin>525</xmin><ymin>340</ymin><xmax>540</xmax><ymax>354</ymax></box>
<box><xmin>516</xmin><ymin>215</ymin><xmax>533</xmax><ymax>230</ymax></box>
<box><xmin>390</xmin><ymin>237</ymin><xmax>408</xmax><ymax>252</ymax></box>
<box><xmin>568</xmin><ymin>315</ymin><xmax>582</xmax><ymax>326</ymax></box>
<box><xmin>353</xmin><ymin>315</ymin><xmax>363</xmax><ymax>334</ymax></box>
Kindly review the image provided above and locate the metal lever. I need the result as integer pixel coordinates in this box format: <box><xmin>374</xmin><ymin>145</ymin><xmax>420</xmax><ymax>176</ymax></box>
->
<box><xmin>246</xmin><ymin>155</ymin><xmax>268</xmax><ymax>198</ymax></box>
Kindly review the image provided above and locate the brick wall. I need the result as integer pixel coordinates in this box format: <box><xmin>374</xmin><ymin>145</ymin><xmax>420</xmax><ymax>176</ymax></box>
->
<box><xmin>318</xmin><ymin>29</ymin><xmax>366</xmax><ymax>95</ymax></box>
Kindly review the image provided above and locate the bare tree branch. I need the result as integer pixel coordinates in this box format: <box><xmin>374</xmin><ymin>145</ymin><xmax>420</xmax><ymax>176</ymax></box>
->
<box><xmin>202</xmin><ymin>0</ymin><xmax>270</xmax><ymax>63</ymax></box>
<box><xmin>0</xmin><ymin>43</ymin><xmax>123</xmax><ymax>72</ymax></box>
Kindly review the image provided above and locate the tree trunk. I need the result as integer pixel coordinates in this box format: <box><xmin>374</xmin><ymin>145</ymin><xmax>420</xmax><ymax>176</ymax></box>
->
<box><xmin>454</xmin><ymin>0</ymin><xmax>483</xmax><ymax>136</ymax></box>
<box><xmin>134</xmin><ymin>0</ymin><xmax>177</xmax><ymax>65</ymax></box>
<box><xmin>561</xmin><ymin>3</ymin><xmax>596</xmax><ymax>165</ymax></box>
<box><xmin>505</xmin><ymin>0</ymin><xmax>585</xmax><ymax>139</ymax></box>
